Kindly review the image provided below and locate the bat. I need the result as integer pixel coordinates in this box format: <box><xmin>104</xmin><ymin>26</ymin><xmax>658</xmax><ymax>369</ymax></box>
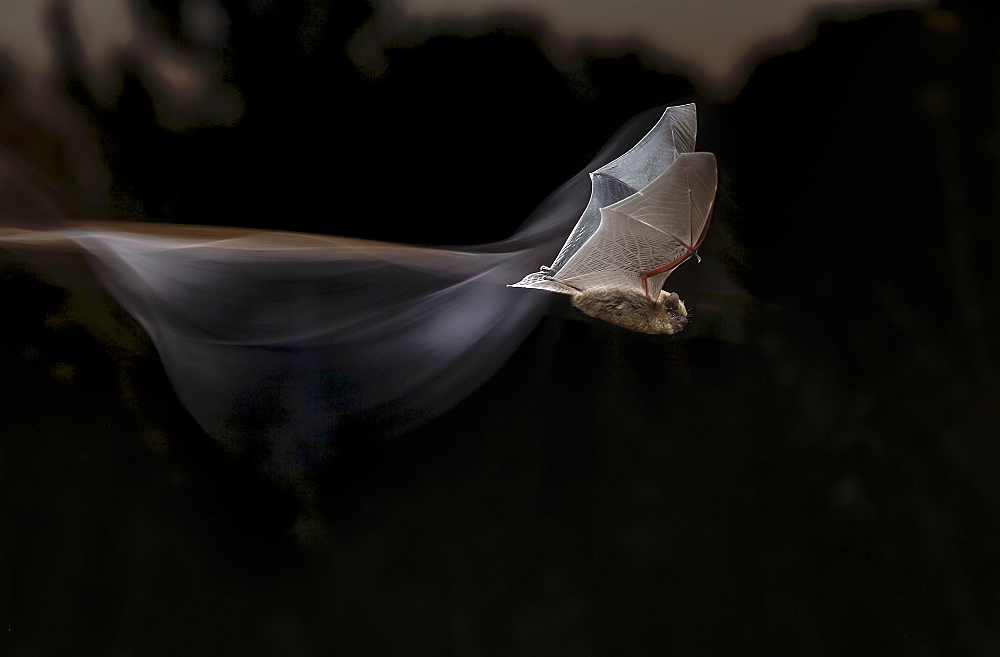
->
<box><xmin>510</xmin><ymin>103</ymin><xmax>717</xmax><ymax>334</ymax></box>
<box><xmin>0</xmin><ymin>103</ymin><xmax>717</xmax><ymax>475</ymax></box>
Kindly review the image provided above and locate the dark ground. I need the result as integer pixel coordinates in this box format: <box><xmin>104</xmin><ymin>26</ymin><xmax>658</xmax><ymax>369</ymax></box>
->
<box><xmin>2</xmin><ymin>0</ymin><xmax>1000</xmax><ymax>654</ymax></box>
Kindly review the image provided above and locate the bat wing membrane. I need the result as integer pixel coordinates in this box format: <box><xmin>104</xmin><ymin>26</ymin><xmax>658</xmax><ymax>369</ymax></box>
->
<box><xmin>550</xmin><ymin>152</ymin><xmax>717</xmax><ymax>295</ymax></box>
<box><xmin>510</xmin><ymin>103</ymin><xmax>698</xmax><ymax>293</ymax></box>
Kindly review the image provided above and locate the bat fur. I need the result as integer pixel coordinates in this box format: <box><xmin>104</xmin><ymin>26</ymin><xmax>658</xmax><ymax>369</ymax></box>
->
<box><xmin>571</xmin><ymin>288</ymin><xmax>688</xmax><ymax>334</ymax></box>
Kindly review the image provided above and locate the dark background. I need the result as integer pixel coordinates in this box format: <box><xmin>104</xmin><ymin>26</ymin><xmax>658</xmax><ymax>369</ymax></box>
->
<box><xmin>2</xmin><ymin>0</ymin><xmax>999</xmax><ymax>654</ymax></box>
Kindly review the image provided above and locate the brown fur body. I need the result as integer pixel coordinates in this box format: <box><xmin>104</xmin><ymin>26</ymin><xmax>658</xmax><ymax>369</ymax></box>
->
<box><xmin>570</xmin><ymin>288</ymin><xmax>688</xmax><ymax>334</ymax></box>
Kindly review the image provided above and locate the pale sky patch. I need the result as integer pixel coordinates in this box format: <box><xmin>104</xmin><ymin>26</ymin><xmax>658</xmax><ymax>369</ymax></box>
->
<box><xmin>353</xmin><ymin>0</ymin><xmax>932</xmax><ymax>95</ymax></box>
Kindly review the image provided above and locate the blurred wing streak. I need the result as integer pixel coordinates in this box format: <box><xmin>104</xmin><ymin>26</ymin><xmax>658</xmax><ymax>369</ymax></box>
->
<box><xmin>2</xmin><ymin>222</ymin><xmax>540</xmax><ymax>468</ymax></box>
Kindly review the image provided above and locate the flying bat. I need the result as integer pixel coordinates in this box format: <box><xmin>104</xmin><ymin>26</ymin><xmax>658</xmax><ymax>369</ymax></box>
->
<box><xmin>511</xmin><ymin>103</ymin><xmax>717</xmax><ymax>334</ymax></box>
<box><xmin>0</xmin><ymin>103</ymin><xmax>717</xmax><ymax>474</ymax></box>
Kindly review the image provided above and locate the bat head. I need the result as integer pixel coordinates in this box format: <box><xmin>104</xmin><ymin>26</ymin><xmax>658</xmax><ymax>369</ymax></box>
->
<box><xmin>657</xmin><ymin>291</ymin><xmax>689</xmax><ymax>334</ymax></box>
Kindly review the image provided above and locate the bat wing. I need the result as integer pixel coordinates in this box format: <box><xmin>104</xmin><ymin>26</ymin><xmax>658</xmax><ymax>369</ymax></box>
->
<box><xmin>0</xmin><ymin>104</ymin><xmax>712</xmax><ymax>477</ymax></box>
<box><xmin>511</xmin><ymin>102</ymin><xmax>698</xmax><ymax>294</ymax></box>
<box><xmin>552</xmin><ymin>152</ymin><xmax>717</xmax><ymax>297</ymax></box>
